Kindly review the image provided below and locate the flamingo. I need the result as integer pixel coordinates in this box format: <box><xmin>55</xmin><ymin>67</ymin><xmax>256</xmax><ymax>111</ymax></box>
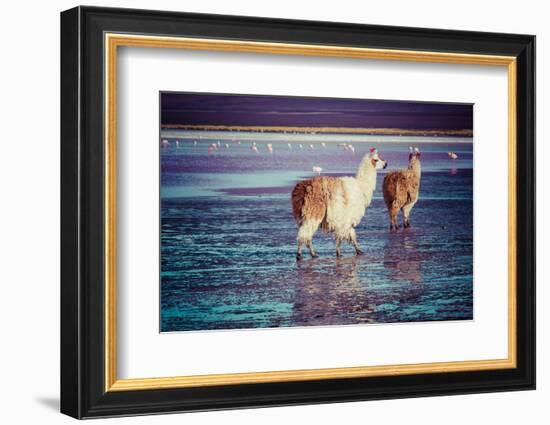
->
<box><xmin>175</xmin><ymin>140</ymin><xmax>179</xmax><ymax>148</ymax></box>
<box><xmin>448</xmin><ymin>152</ymin><xmax>458</xmax><ymax>159</ymax></box>
<box><xmin>299</xmin><ymin>144</ymin><xmax>303</xmax><ymax>150</ymax></box>
<box><xmin>251</xmin><ymin>142</ymin><xmax>259</xmax><ymax>153</ymax></box>
<box><xmin>348</xmin><ymin>144</ymin><xmax>355</xmax><ymax>154</ymax></box>
<box><xmin>267</xmin><ymin>143</ymin><xmax>273</xmax><ymax>154</ymax></box>
<box><xmin>312</xmin><ymin>166</ymin><xmax>322</xmax><ymax>175</ymax></box>
<box><xmin>224</xmin><ymin>143</ymin><xmax>230</xmax><ymax>149</ymax></box>
<box><xmin>321</xmin><ymin>142</ymin><xmax>326</xmax><ymax>148</ymax></box>
<box><xmin>161</xmin><ymin>139</ymin><xmax>169</xmax><ymax>148</ymax></box>
<box><xmin>287</xmin><ymin>143</ymin><xmax>292</xmax><ymax>149</ymax></box>
<box><xmin>309</xmin><ymin>143</ymin><xmax>315</xmax><ymax>150</ymax></box>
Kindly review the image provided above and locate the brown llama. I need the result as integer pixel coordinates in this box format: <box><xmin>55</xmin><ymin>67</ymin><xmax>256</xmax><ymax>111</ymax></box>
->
<box><xmin>382</xmin><ymin>146</ymin><xmax>422</xmax><ymax>230</ymax></box>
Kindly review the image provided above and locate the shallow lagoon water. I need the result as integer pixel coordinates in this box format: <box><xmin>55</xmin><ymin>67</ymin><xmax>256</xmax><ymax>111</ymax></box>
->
<box><xmin>160</xmin><ymin>134</ymin><xmax>473</xmax><ymax>332</ymax></box>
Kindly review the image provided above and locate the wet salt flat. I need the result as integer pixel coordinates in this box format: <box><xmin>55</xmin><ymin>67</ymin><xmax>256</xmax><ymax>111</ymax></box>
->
<box><xmin>160</xmin><ymin>132</ymin><xmax>473</xmax><ymax>332</ymax></box>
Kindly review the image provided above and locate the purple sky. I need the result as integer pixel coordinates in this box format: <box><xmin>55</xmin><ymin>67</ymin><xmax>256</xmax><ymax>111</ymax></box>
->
<box><xmin>161</xmin><ymin>92</ymin><xmax>473</xmax><ymax>130</ymax></box>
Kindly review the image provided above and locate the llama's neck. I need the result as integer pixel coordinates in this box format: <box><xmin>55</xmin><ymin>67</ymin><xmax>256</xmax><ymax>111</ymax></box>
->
<box><xmin>356</xmin><ymin>158</ymin><xmax>378</xmax><ymax>202</ymax></box>
<box><xmin>408</xmin><ymin>160</ymin><xmax>422</xmax><ymax>180</ymax></box>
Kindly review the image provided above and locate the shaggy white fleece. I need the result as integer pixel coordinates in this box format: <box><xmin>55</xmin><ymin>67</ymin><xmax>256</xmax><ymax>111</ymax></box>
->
<box><xmin>293</xmin><ymin>150</ymin><xmax>386</xmax><ymax>259</ymax></box>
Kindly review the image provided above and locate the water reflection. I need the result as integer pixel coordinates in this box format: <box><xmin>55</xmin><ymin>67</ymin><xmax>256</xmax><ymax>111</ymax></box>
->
<box><xmin>383</xmin><ymin>231</ymin><xmax>423</xmax><ymax>284</ymax></box>
<box><xmin>293</xmin><ymin>256</ymin><xmax>375</xmax><ymax>326</ymax></box>
<box><xmin>290</xmin><ymin>232</ymin><xmax>428</xmax><ymax>327</ymax></box>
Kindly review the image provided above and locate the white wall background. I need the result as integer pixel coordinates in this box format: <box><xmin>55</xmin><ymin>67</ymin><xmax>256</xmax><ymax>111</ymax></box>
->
<box><xmin>0</xmin><ymin>0</ymin><xmax>544</xmax><ymax>423</ymax></box>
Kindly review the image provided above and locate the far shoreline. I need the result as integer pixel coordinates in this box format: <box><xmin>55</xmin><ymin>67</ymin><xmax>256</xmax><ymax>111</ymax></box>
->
<box><xmin>161</xmin><ymin>125</ymin><xmax>472</xmax><ymax>138</ymax></box>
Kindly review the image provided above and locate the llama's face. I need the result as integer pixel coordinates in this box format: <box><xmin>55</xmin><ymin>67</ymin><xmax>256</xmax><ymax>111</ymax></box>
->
<box><xmin>408</xmin><ymin>153</ymin><xmax>421</xmax><ymax>165</ymax></box>
<box><xmin>370</xmin><ymin>152</ymin><xmax>388</xmax><ymax>170</ymax></box>
<box><xmin>408</xmin><ymin>147</ymin><xmax>421</xmax><ymax>167</ymax></box>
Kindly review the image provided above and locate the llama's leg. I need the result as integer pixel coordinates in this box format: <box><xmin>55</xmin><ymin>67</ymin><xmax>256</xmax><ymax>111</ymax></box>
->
<box><xmin>306</xmin><ymin>240</ymin><xmax>318</xmax><ymax>258</ymax></box>
<box><xmin>402</xmin><ymin>203</ymin><xmax>414</xmax><ymax>228</ymax></box>
<box><xmin>296</xmin><ymin>239</ymin><xmax>304</xmax><ymax>261</ymax></box>
<box><xmin>389</xmin><ymin>206</ymin><xmax>400</xmax><ymax>231</ymax></box>
<box><xmin>349</xmin><ymin>228</ymin><xmax>363</xmax><ymax>255</ymax></box>
<box><xmin>297</xmin><ymin>219</ymin><xmax>321</xmax><ymax>260</ymax></box>
<box><xmin>335</xmin><ymin>237</ymin><xmax>342</xmax><ymax>257</ymax></box>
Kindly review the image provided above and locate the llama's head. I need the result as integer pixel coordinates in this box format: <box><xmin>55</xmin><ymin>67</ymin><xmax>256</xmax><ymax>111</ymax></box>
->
<box><xmin>408</xmin><ymin>146</ymin><xmax>422</xmax><ymax>170</ymax></box>
<box><xmin>369</xmin><ymin>148</ymin><xmax>388</xmax><ymax>170</ymax></box>
<box><xmin>357</xmin><ymin>148</ymin><xmax>387</xmax><ymax>180</ymax></box>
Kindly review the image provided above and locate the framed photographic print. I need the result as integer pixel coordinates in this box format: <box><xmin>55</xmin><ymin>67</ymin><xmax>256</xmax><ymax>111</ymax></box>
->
<box><xmin>60</xmin><ymin>6</ymin><xmax>536</xmax><ymax>419</ymax></box>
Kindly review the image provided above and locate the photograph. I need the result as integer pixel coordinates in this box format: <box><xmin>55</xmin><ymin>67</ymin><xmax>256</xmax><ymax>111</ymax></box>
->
<box><xmin>57</xmin><ymin>4</ymin><xmax>536</xmax><ymax>419</ymax></box>
<box><xmin>160</xmin><ymin>92</ymin><xmax>474</xmax><ymax>332</ymax></box>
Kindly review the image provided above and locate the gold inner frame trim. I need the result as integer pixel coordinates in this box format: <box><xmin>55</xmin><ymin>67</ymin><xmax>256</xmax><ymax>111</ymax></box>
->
<box><xmin>104</xmin><ymin>33</ymin><xmax>518</xmax><ymax>392</ymax></box>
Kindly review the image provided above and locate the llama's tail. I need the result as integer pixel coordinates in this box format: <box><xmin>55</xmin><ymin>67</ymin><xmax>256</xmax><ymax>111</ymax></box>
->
<box><xmin>291</xmin><ymin>181</ymin><xmax>308</xmax><ymax>224</ymax></box>
<box><xmin>291</xmin><ymin>178</ymin><xmax>328</xmax><ymax>226</ymax></box>
<box><xmin>383</xmin><ymin>172</ymin><xmax>408</xmax><ymax>209</ymax></box>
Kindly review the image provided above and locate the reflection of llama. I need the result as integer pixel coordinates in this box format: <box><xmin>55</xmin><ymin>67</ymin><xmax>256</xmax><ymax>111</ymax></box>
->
<box><xmin>383</xmin><ymin>147</ymin><xmax>422</xmax><ymax>230</ymax></box>
<box><xmin>293</xmin><ymin>257</ymin><xmax>376</xmax><ymax>325</ymax></box>
<box><xmin>383</xmin><ymin>233</ymin><xmax>422</xmax><ymax>284</ymax></box>
<box><xmin>291</xmin><ymin>148</ymin><xmax>387</xmax><ymax>260</ymax></box>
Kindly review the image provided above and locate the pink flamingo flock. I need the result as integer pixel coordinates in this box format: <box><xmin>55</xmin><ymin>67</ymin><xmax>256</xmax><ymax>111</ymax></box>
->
<box><xmin>162</xmin><ymin>139</ymin><xmax>359</xmax><ymax>156</ymax></box>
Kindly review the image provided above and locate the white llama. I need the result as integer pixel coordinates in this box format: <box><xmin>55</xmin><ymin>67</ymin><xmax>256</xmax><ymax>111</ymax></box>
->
<box><xmin>291</xmin><ymin>148</ymin><xmax>388</xmax><ymax>260</ymax></box>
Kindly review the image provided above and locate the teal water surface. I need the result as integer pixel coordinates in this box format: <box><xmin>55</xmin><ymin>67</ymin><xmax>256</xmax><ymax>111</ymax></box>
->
<box><xmin>160</xmin><ymin>134</ymin><xmax>473</xmax><ymax>332</ymax></box>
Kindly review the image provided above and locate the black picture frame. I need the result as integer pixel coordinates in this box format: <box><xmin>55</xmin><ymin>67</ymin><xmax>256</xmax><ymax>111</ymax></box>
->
<box><xmin>61</xmin><ymin>5</ymin><xmax>535</xmax><ymax>419</ymax></box>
